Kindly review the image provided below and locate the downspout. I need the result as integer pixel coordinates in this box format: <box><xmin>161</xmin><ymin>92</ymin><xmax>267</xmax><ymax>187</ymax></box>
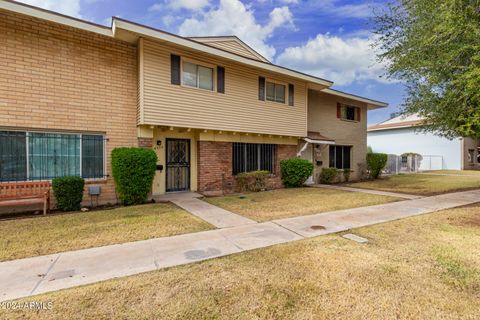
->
<box><xmin>297</xmin><ymin>141</ymin><xmax>310</xmax><ymax>157</ymax></box>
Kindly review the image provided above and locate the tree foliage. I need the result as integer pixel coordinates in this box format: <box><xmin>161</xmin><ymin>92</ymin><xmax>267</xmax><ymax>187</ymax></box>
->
<box><xmin>373</xmin><ymin>0</ymin><xmax>480</xmax><ymax>138</ymax></box>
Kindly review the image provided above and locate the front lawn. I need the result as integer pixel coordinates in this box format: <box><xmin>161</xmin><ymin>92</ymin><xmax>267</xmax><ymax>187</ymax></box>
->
<box><xmin>424</xmin><ymin>170</ymin><xmax>480</xmax><ymax>176</ymax></box>
<box><xmin>205</xmin><ymin>188</ymin><xmax>400</xmax><ymax>221</ymax></box>
<box><xmin>346</xmin><ymin>173</ymin><xmax>480</xmax><ymax>195</ymax></box>
<box><xmin>4</xmin><ymin>204</ymin><xmax>480</xmax><ymax>319</ymax></box>
<box><xmin>0</xmin><ymin>203</ymin><xmax>213</xmax><ymax>262</ymax></box>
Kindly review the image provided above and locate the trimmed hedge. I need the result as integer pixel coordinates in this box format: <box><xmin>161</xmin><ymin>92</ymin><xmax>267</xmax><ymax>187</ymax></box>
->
<box><xmin>52</xmin><ymin>176</ymin><xmax>85</xmax><ymax>211</ymax></box>
<box><xmin>280</xmin><ymin>158</ymin><xmax>314</xmax><ymax>187</ymax></box>
<box><xmin>367</xmin><ymin>153</ymin><xmax>388</xmax><ymax>179</ymax></box>
<box><xmin>320</xmin><ymin>168</ymin><xmax>338</xmax><ymax>184</ymax></box>
<box><xmin>235</xmin><ymin>170</ymin><xmax>270</xmax><ymax>192</ymax></box>
<box><xmin>111</xmin><ymin>147</ymin><xmax>158</xmax><ymax>205</ymax></box>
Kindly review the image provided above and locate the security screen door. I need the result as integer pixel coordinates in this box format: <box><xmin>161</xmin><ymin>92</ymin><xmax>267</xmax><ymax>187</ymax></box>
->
<box><xmin>165</xmin><ymin>139</ymin><xmax>190</xmax><ymax>192</ymax></box>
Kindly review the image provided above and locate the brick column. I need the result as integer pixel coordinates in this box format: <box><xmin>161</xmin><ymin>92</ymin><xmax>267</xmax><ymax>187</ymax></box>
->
<box><xmin>197</xmin><ymin>141</ymin><xmax>234</xmax><ymax>195</ymax></box>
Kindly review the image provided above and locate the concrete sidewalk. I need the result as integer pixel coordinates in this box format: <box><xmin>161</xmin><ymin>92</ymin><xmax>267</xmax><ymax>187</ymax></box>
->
<box><xmin>275</xmin><ymin>189</ymin><xmax>480</xmax><ymax>237</ymax></box>
<box><xmin>1</xmin><ymin>189</ymin><xmax>479</xmax><ymax>302</ymax></box>
<box><xmin>312</xmin><ymin>184</ymin><xmax>423</xmax><ymax>200</ymax></box>
<box><xmin>0</xmin><ymin>222</ymin><xmax>300</xmax><ymax>302</ymax></box>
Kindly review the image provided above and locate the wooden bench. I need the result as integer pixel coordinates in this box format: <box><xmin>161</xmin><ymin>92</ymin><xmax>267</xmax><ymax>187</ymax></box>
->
<box><xmin>0</xmin><ymin>181</ymin><xmax>51</xmax><ymax>215</ymax></box>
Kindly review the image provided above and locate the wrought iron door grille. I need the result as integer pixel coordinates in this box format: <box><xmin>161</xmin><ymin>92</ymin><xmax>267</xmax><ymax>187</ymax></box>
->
<box><xmin>166</xmin><ymin>139</ymin><xmax>190</xmax><ymax>192</ymax></box>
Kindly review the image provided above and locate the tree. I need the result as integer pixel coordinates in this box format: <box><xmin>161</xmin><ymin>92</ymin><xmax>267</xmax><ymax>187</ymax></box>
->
<box><xmin>373</xmin><ymin>0</ymin><xmax>480</xmax><ymax>138</ymax></box>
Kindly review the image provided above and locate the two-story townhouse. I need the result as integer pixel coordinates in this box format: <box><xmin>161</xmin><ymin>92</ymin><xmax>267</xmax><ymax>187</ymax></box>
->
<box><xmin>0</xmin><ymin>0</ymin><xmax>386</xmax><ymax>206</ymax></box>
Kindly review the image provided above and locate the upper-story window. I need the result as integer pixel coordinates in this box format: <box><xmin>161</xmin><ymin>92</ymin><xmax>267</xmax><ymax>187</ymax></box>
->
<box><xmin>337</xmin><ymin>103</ymin><xmax>361</xmax><ymax>122</ymax></box>
<box><xmin>182</xmin><ymin>61</ymin><xmax>214</xmax><ymax>91</ymax></box>
<box><xmin>266</xmin><ymin>81</ymin><xmax>285</xmax><ymax>103</ymax></box>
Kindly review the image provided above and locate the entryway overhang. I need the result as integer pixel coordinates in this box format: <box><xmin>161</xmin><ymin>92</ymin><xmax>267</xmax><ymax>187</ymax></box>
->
<box><xmin>297</xmin><ymin>131</ymin><xmax>335</xmax><ymax>157</ymax></box>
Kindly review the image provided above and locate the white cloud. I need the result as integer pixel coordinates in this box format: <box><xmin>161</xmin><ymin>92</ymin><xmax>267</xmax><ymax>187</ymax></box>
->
<box><xmin>178</xmin><ymin>0</ymin><xmax>294</xmax><ymax>60</ymax></box>
<box><xmin>276</xmin><ymin>33</ymin><xmax>388</xmax><ymax>86</ymax></box>
<box><xmin>279</xmin><ymin>0</ymin><xmax>299</xmax><ymax>4</ymax></box>
<box><xmin>15</xmin><ymin>0</ymin><xmax>82</xmax><ymax>18</ymax></box>
<box><xmin>304</xmin><ymin>0</ymin><xmax>377</xmax><ymax>19</ymax></box>
<box><xmin>150</xmin><ymin>0</ymin><xmax>210</xmax><ymax>11</ymax></box>
<box><xmin>330</xmin><ymin>3</ymin><xmax>374</xmax><ymax>19</ymax></box>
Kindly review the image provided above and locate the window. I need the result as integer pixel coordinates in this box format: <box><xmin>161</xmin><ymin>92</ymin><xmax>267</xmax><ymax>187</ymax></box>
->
<box><xmin>338</xmin><ymin>104</ymin><xmax>361</xmax><ymax>121</ymax></box>
<box><xmin>182</xmin><ymin>61</ymin><xmax>213</xmax><ymax>90</ymax></box>
<box><xmin>232</xmin><ymin>143</ymin><xmax>277</xmax><ymax>175</ymax></box>
<box><xmin>0</xmin><ymin>131</ymin><xmax>105</xmax><ymax>181</ymax></box>
<box><xmin>266</xmin><ymin>81</ymin><xmax>285</xmax><ymax>103</ymax></box>
<box><xmin>329</xmin><ymin>145</ymin><xmax>351</xmax><ymax>169</ymax></box>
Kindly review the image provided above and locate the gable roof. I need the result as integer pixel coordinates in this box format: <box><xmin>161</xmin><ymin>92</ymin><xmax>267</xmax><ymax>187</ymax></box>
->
<box><xmin>188</xmin><ymin>36</ymin><xmax>271</xmax><ymax>63</ymax></box>
<box><xmin>0</xmin><ymin>0</ymin><xmax>388</xmax><ymax>108</ymax></box>
<box><xmin>321</xmin><ymin>88</ymin><xmax>388</xmax><ymax>109</ymax></box>
<box><xmin>368</xmin><ymin>113</ymin><xmax>425</xmax><ymax>131</ymax></box>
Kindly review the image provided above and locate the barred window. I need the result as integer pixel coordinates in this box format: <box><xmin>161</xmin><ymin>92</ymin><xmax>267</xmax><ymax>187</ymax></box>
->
<box><xmin>0</xmin><ymin>131</ymin><xmax>105</xmax><ymax>181</ymax></box>
<box><xmin>329</xmin><ymin>145</ymin><xmax>351</xmax><ymax>169</ymax></box>
<box><xmin>232</xmin><ymin>143</ymin><xmax>277</xmax><ymax>175</ymax></box>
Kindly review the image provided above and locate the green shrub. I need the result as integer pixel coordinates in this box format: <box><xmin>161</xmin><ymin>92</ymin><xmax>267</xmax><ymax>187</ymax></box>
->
<box><xmin>235</xmin><ymin>170</ymin><xmax>270</xmax><ymax>192</ymax></box>
<box><xmin>52</xmin><ymin>176</ymin><xmax>85</xmax><ymax>211</ymax></box>
<box><xmin>320</xmin><ymin>168</ymin><xmax>338</xmax><ymax>184</ymax></box>
<box><xmin>343</xmin><ymin>169</ymin><xmax>352</xmax><ymax>182</ymax></box>
<box><xmin>367</xmin><ymin>153</ymin><xmax>388</xmax><ymax>179</ymax></box>
<box><xmin>111</xmin><ymin>147</ymin><xmax>157</xmax><ymax>205</ymax></box>
<box><xmin>280</xmin><ymin>158</ymin><xmax>314</xmax><ymax>187</ymax></box>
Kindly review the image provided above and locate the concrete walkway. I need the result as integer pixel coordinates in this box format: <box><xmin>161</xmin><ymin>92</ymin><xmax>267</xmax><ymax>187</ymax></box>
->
<box><xmin>154</xmin><ymin>192</ymin><xmax>256</xmax><ymax>228</ymax></box>
<box><xmin>1</xmin><ymin>189</ymin><xmax>479</xmax><ymax>302</ymax></box>
<box><xmin>312</xmin><ymin>184</ymin><xmax>423</xmax><ymax>200</ymax></box>
<box><xmin>171</xmin><ymin>198</ymin><xmax>256</xmax><ymax>228</ymax></box>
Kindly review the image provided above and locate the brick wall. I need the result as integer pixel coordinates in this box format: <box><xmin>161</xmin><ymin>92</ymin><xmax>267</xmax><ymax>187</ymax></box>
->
<box><xmin>138</xmin><ymin>137</ymin><xmax>153</xmax><ymax>148</ymax></box>
<box><xmin>0</xmin><ymin>10</ymin><xmax>138</xmax><ymax>206</ymax></box>
<box><xmin>197</xmin><ymin>141</ymin><xmax>297</xmax><ymax>195</ymax></box>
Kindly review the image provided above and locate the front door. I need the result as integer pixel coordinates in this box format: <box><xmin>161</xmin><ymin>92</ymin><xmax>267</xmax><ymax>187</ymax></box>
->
<box><xmin>166</xmin><ymin>139</ymin><xmax>190</xmax><ymax>192</ymax></box>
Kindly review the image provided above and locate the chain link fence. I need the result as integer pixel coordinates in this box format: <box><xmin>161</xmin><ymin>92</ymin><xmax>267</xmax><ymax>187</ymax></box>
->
<box><xmin>382</xmin><ymin>154</ymin><xmax>444</xmax><ymax>175</ymax></box>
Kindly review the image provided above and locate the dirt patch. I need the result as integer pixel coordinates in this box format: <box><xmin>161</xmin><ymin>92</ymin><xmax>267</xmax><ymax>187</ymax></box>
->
<box><xmin>456</xmin><ymin>215</ymin><xmax>480</xmax><ymax>227</ymax></box>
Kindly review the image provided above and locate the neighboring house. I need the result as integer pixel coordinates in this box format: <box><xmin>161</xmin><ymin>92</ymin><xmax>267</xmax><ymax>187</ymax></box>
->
<box><xmin>0</xmin><ymin>0</ymin><xmax>386</xmax><ymax>206</ymax></box>
<box><xmin>368</xmin><ymin>114</ymin><xmax>480</xmax><ymax>171</ymax></box>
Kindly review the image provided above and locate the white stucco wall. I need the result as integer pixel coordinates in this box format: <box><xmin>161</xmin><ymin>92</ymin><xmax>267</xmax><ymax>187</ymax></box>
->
<box><xmin>367</xmin><ymin>128</ymin><xmax>463</xmax><ymax>170</ymax></box>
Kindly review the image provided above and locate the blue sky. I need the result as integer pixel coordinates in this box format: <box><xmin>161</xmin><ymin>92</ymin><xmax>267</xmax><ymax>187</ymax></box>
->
<box><xmin>19</xmin><ymin>0</ymin><xmax>404</xmax><ymax>124</ymax></box>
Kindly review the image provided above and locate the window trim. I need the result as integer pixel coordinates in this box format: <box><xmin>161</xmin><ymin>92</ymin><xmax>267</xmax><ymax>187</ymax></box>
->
<box><xmin>264</xmin><ymin>78</ymin><xmax>288</xmax><ymax>105</ymax></box>
<box><xmin>180</xmin><ymin>57</ymin><xmax>216</xmax><ymax>92</ymax></box>
<box><xmin>0</xmin><ymin>129</ymin><xmax>107</xmax><ymax>182</ymax></box>
<box><xmin>329</xmin><ymin>145</ymin><xmax>352</xmax><ymax>170</ymax></box>
<box><xmin>338</xmin><ymin>103</ymin><xmax>361</xmax><ymax>122</ymax></box>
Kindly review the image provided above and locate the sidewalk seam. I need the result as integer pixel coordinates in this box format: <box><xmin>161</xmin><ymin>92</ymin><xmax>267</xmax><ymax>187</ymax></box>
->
<box><xmin>30</xmin><ymin>254</ymin><xmax>61</xmax><ymax>295</ymax></box>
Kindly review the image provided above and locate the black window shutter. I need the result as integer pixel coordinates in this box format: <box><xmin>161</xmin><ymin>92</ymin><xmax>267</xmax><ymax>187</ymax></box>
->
<box><xmin>258</xmin><ymin>76</ymin><xmax>265</xmax><ymax>101</ymax></box>
<box><xmin>288</xmin><ymin>84</ymin><xmax>294</xmax><ymax>106</ymax></box>
<box><xmin>170</xmin><ymin>54</ymin><xmax>181</xmax><ymax>85</ymax></box>
<box><xmin>217</xmin><ymin>66</ymin><xmax>225</xmax><ymax>93</ymax></box>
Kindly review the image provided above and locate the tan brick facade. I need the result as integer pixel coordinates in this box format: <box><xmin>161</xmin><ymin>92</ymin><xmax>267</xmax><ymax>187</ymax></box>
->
<box><xmin>197</xmin><ymin>141</ymin><xmax>297</xmax><ymax>195</ymax></box>
<box><xmin>0</xmin><ymin>10</ymin><xmax>138</xmax><ymax>206</ymax></box>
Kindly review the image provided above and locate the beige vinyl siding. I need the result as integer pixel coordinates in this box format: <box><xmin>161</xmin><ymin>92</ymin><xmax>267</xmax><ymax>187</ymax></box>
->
<box><xmin>140</xmin><ymin>38</ymin><xmax>307</xmax><ymax>137</ymax></box>
<box><xmin>198</xmin><ymin>40</ymin><xmax>269</xmax><ymax>62</ymax></box>
<box><xmin>137</xmin><ymin>39</ymin><xmax>144</xmax><ymax>124</ymax></box>
<box><xmin>307</xmin><ymin>90</ymin><xmax>368</xmax><ymax>181</ymax></box>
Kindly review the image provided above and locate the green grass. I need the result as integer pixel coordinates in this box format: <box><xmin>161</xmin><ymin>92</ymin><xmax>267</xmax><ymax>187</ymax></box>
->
<box><xmin>205</xmin><ymin>188</ymin><xmax>400</xmax><ymax>221</ymax></box>
<box><xmin>0</xmin><ymin>203</ymin><xmax>213</xmax><ymax>261</ymax></box>
<box><xmin>4</xmin><ymin>204</ymin><xmax>480</xmax><ymax>319</ymax></box>
<box><xmin>346</xmin><ymin>173</ymin><xmax>480</xmax><ymax>195</ymax></box>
